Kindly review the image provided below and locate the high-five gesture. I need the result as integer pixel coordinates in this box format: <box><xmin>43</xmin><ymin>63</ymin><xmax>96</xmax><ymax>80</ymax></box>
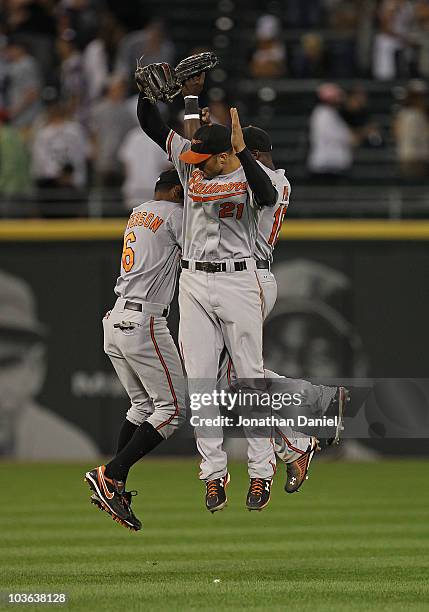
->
<box><xmin>230</xmin><ymin>107</ymin><xmax>246</xmax><ymax>154</ymax></box>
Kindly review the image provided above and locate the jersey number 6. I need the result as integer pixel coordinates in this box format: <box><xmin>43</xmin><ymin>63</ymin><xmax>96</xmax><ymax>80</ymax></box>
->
<box><xmin>122</xmin><ymin>231</ymin><xmax>136</xmax><ymax>272</ymax></box>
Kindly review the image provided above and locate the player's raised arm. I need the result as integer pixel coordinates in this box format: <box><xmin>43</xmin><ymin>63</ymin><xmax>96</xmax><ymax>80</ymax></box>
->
<box><xmin>136</xmin><ymin>93</ymin><xmax>170</xmax><ymax>152</ymax></box>
<box><xmin>182</xmin><ymin>73</ymin><xmax>205</xmax><ymax>140</ymax></box>
<box><xmin>175</xmin><ymin>51</ymin><xmax>217</xmax><ymax>138</ymax></box>
<box><xmin>231</xmin><ymin>108</ymin><xmax>277</xmax><ymax>208</ymax></box>
<box><xmin>135</xmin><ymin>60</ymin><xmax>181</xmax><ymax>151</ymax></box>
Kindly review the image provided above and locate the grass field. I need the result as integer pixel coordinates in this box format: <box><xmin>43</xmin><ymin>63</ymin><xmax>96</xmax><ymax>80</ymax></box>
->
<box><xmin>1</xmin><ymin>459</ymin><xmax>428</xmax><ymax>611</ymax></box>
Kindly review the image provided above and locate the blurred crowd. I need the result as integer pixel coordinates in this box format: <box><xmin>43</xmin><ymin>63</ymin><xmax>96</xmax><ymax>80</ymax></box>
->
<box><xmin>0</xmin><ymin>0</ymin><xmax>427</xmax><ymax>217</ymax></box>
<box><xmin>307</xmin><ymin>78</ymin><xmax>429</xmax><ymax>182</ymax></box>
<box><xmin>0</xmin><ymin>0</ymin><xmax>177</xmax><ymax>216</ymax></box>
<box><xmin>250</xmin><ymin>1</ymin><xmax>429</xmax><ymax>80</ymax></box>
<box><xmin>250</xmin><ymin>1</ymin><xmax>429</xmax><ymax>183</ymax></box>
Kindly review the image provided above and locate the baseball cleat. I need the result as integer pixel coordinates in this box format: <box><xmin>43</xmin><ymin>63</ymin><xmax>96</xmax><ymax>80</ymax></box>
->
<box><xmin>90</xmin><ymin>490</ymin><xmax>141</xmax><ymax>528</ymax></box>
<box><xmin>205</xmin><ymin>473</ymin><xmax>230</xmax><ymax>513</ymax></box>
<box><xmin>246</xmin><ymin>478</ymin><xmax>272</xmax><ymax>511</ymax></box>
<box><xmin>326</xmin><ymin>386</ymin><xmax>350</xmax><ymax>446</ymax></box>
<box><xmin>285</xmin><ymin>437</ymin><xmax>320</xmax><ymax>494</ymax></box>
<box><xmin>84</xmin><ymin>465</ymin><xmax>142</xmax><ymax>531</ymax></box>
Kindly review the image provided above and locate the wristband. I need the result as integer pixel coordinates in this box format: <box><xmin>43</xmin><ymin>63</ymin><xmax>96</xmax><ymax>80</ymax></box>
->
<box><xmin>184</xmin><ymin>96</ymin><xmax>200</xmax><ymax>119</ymax></box>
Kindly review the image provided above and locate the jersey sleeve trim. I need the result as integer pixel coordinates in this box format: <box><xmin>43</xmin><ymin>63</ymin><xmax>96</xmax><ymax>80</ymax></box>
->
<box><xmin>166</xmin><ymin>130</ymin><xmax>175</xmax><ymax>162</ymax></box>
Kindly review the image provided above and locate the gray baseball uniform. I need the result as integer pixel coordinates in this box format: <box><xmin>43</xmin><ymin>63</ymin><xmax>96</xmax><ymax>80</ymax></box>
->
<box><xmin>254</xmin><ymin>167</ymin><xmax>290</xmax><ymax>265</ymax></box>
<box><xmin>218</xmin><ymin>166</ymin><xmax>336</xmax><ymax>462</ymax></box>
<box><xmin>254</xmin><ymin>165</ymin><xmax>289</xmax><ymax>322</ymax></box>
<box><xmin>103</xmin><ymin>199</ymin><xmax>186</xmax><ymax>439</ymax></box>
<box><xmin>255</xmin><ymin>165</ymin><xmax>335</xmax><ymax>458</ymax></box>
<box><xmin>166</xmin><ymin>129</ymin><xmax>276</xmax><ymax>481</ymax></box>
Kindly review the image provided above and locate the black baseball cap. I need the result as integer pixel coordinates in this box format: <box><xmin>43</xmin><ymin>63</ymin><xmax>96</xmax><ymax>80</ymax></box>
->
<box><xmin>155</xmin><ymin>169</ymin><xmax>182</xmax><ymax>189</ymax></box>
<box><xmin>179</xmin><ymin>124</ymin><xmax>232</xmax><ymax>164</ymax></box>
<box><xmin>243</xmin><ymin>126</ymin><xmax>272</xmax><ymax>152</ymax></box>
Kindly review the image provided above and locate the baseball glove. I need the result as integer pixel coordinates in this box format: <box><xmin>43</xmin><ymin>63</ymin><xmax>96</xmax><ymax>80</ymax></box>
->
<box><xmin>175</xmin><ymin>52</ymin><xmax>219</xmax><ymax>84</ymax></box>
<box><xmin>134</xmin><ymin>59</ymin><xmax>181</xmax><ymax>104</ymax></box>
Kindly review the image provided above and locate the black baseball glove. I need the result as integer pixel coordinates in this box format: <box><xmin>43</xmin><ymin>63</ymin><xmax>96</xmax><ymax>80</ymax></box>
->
<box><xmin>175</xmin><ymin>52</ymin><xmax>219</xmax><ymax>84</ymax></box>
<box><xmin>134</xmin><ymin>59</ymin><xmax>181</xmax><ymax>104</ymax></box>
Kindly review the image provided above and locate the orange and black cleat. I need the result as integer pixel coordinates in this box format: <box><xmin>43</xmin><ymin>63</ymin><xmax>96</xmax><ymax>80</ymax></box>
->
<box><xmin>284</xmin><ymin>437</ymin><xmax>320</xmax><ymax>494</ymax></box>
<box><xmin>84</xmin><ymin>465</ymin><xmax>141</xmax><ymax>531</ymax></box>
<box><xmin>246</xmin><ymin>478</ymin><xmax>272</xmax><ymax>511</ymax></box>
<box><xmin>90</xmin><ymin>489</ymin><xmax>140</xmax><ymax>527</ymax></box>
<box><xmin>205</xmin><ymin>473</ymin><xmax>230</xmax><ymax>513</ymax></box>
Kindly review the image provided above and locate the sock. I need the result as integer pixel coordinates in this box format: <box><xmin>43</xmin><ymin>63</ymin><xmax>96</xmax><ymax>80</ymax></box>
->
<box><xmin>105</xmin><ymin>421</ymin><xmax>163</xmax><ymax>482</ymax></box>
<box><xmin>116</xmin><ymin>419</ymin><xmax>138</xmax><ymax>454</ymax></box>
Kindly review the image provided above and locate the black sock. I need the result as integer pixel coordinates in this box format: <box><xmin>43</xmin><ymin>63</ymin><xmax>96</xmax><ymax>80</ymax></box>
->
<box><xmin>116</xmin><ymin>419</ymin><xmax>138</xmax><ymax>454</ymax></box>
<box><xmin>105</xmin><ymin>422</ymin><xmax>163</xmax><ymax>482</ymax></box>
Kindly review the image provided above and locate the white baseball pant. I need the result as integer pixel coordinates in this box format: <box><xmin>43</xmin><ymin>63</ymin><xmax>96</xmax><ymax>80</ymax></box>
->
<box><xmin>179</xmin><ymin>258</ymin><xmax>276</xmax><ymax>482</ymax></box>
<box><xmin>103</xmin><ymin>298</ymin><xmax>186</xmax><ymax>440</ymax></box>
<box><xmin>218</xmin><ymin>268</ymin><xmax>336</xmax><ymax>463</ymax></box>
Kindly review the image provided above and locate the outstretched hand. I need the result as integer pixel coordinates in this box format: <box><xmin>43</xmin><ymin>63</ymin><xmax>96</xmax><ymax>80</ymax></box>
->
<box><xmin>230</xmin><ymin>107</ymin><xmax>245</xmax><ymax>154</ymax></box>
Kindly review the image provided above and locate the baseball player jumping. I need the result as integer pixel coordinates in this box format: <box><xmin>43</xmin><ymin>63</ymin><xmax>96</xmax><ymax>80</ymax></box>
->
<box><xmin>218</xmin><ymin>126</ymin><xmax>349</xmax><ymax>493</ymax></box>
<box><xmin>84</xmin><ymin>170</ymin><xmax>186</xmax><ymax>531</ymax></box>
<box><xmin>136</xmin><ymin>62</ymin><xmax>279</xmax><ymax>513</ymax></box>
<box><xmin>183</xmin><ymin>99</ymin><xmax>348</xmax><ymax>497</ymax></box>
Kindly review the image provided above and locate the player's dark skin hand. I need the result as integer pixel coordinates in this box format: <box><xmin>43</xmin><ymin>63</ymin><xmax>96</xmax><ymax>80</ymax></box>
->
<box><xmin>201</xmin><ymin>107</ymin><xmax>211</xmax><ymax>125</ymax></box>
<box><xmin>181</xmin><ymin>73</ymin><xmax>205</xmax><ymax>97</ymax></box>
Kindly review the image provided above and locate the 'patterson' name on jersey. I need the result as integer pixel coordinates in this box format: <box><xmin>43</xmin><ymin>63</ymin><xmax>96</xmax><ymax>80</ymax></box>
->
<box><xmin>127</xmin><ymin>210</ymin><xmax>164</xmax><ymax>233</ymax></box>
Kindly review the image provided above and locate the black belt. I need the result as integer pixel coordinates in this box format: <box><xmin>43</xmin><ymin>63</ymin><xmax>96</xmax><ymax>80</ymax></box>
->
<box><xmin>181</xmin><ymin>260</ymin><xmax>247</xmax><ymax>273</ymax></box>
<box><xmin>256</xmin><ymin>260</ymin><xmax>270</xmax><ymax>269</ymax></box>
<box><xmin>124</xmin><ymin>300</ymin><xmax>168</xmax><ymax>317</ymax></box>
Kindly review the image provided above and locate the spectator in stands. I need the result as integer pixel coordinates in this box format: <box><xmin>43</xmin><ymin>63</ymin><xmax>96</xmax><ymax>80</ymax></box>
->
<box><xmin>326</xmin><ymin>0</ymin><xmax>360</xmax><ymax>30</ymax></box>
<box><xmin>89</xmin><ymin>75</ymin><xmax>135</xmax><ymax>189</ymax></box>
<box><xmin>413</xmin><ymin>0</ymin><xmax>429</xmax><ymax>78</ymax></box>
<box><xmin>118</xmin><ymin>127</ymin><xmax>169</xmax><ymax>210</ymax></box>
<box><xmin>0</xmin><ymin>109</ymin><xmax>32</xmax><ymax>215</ymax></box>
<box><xmin>57</xmin><ymin>0</ymin><xmax>98</xmax><ymax>50</ymax></box>
<box><xmin>1</xmin><ymin>0</ymin><xmax>56</xmax><ymax>83</ymax></box>
<box><xmin>82</xmin><ymin>9</ymin><xmax>125</xmax><ymax>103</ymax></box>
<box><xmin>250</xmin><ymin>14</ymin><xmax>286</xmax><ymax>79</ymax></box>
<box><xmin>57</xmin><ymin>29</ymin><xmax>88</xmax><ymax>125</ymax></box>
<box><xmin>293</xmin><ymin>33</ymin><xmax>327</xmax><ymax>78</ymax></box>
<box><xmin>326</xmin><ymin>0</ymin><xmax>359</xmax><ymax>77</ymax></box>
<box><xmin>341</xmin><ymin>86</ymin><xmax>383</xmax><ymax>147</ymax></box>
<box><xmin>307</xmin><ymin>83</ymin><xmax>356</xmax><ymax>183</ymax></box>
<box><xmin>3</xmin><ymin>37</ymin><xmax>42</xmax><ymax>131</ymax></box>
<box><xmin>115</xmin><ymin>19</ymin><xmax>176</xmax><ymax>90</ymax></box>
<box><xmin>354</xmin><ymin>0</ymin><xmax>378</xmax><ymax>77</ymax></box>
<box><xmin>393</xmin><ymin>80</ymin><xmax>429</xmax><ymax>179</ymax></box>
<box><xmin>373</xmin><ymin>0</ymin><xmax>415</xmax><ymax>80</ymax></box>
<box><xmin>0</xmin><ymin>51</ymin><xmax>8</xmax><ymax>111</ymax></box>
<box><xmin>31</xmin><ymin>101</ymin><xmax>89</xmax><ymax>191</ymax></box>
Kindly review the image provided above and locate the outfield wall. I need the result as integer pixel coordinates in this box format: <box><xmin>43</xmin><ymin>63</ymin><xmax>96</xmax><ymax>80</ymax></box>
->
<box><xmin>0</xmin><ymin>220</ymin><xmax>428</xmax><ymax>459</ymax></box>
